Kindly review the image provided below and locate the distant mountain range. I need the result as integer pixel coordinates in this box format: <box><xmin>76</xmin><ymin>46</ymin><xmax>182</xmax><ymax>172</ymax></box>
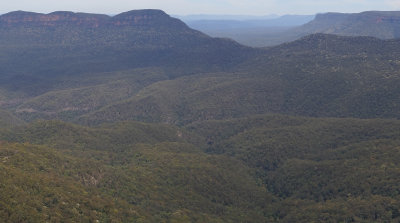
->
<box><xmin>181</xmin><ymin>15</ymin><xmax>315</xmax><ymax>29</ymax></box>
<box><xmin>179</xmin><ymin>14</ymin><xmax>314</xmax><ymax>47</ymax></box>
<box><xmin>174</xmin><ymin>14</ymin><xmax>280</xmax><ymax>21</ymax></box>
<box><xmin>186</xmin><ymin>11</ymin><xmax>400</xmax><ymax>47</ymax></box>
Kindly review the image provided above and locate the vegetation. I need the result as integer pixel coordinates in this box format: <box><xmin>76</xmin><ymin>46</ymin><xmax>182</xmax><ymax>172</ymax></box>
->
<box><xmin>187</xmin><ymin>114</ymin><xmax>400</xmax><ymax>221</ymax></box>
<box><xmin>75</xmin><ymin>34</ymin><xmax>400</xmax><ymax>125</ymax></box>
<box><xmin>1</xmin><ymin>115</ymin><xmax>400</xmax><ymax>221</ymax></box>
<box><xmin>0</xmin><ymin>9</ymin><xmax>400</xmax><ymax>222</ymax></box>
<box><xmin>0</xmin><ymin>121</ymin><xmax>273</xmax><ymax>222</ymax></box>
<box><xmin>0</xmin><ymin>142</ymin><xmax>138</xmax><ymax>222</ymax></box>
<box><xmin>0</xmin><ymin>109</ymin><xmax>24</xmax><ymax>127</ymax></box>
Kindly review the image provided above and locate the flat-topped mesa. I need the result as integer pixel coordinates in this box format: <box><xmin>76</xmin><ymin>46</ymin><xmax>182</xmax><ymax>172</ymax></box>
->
<box><xmin>313</xmin><ymin>11</ymin><xmax>400</xmax><ymax>24</ymax></box>
<box><xmin>298</xmin><ymin>11</ymin><xmax>400</xmax><ymax>40</ymax></box>
<box><xmin>111</xmin><ymin>9</ymin><xmax>189</xmax><ymax>28</ymax></box>
<box><xmin>0</xmin><ymin>11</ymin><xmax>110</xmax><ymax>27</ymax></box>
<box><xmin>357</xmin><ymin>11</ymin><xmax>400</xmax><ymax>24</ymax></box>
<box><xmin>0</xmin><ymin>9</ymin><xmax>188</xmax><ymax>29</ymax></box>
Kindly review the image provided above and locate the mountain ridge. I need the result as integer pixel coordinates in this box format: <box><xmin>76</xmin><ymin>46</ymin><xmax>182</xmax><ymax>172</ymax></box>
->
<box><xmin>300</xmin><ymin>10</ymin><xmax>400</xmax><ymax>39</ymax></box>
<box><xmin>263</xmin><ymin>10</ymin><xmax>400</xmax><ymax>46</ymax></box>
<box><xmin>71</xmin><ymin>33</ymin><xmax>400</xmax><ymax>125</ymax></box>
<box><xmin>0</xmin><ymin>9</ymin><xmax>255</xmax><ymax>98</ymax></box>
<box><xmin>0</xmin><ymin>9</ymin><xmax>187</xmax><ymax>28</ymax></box>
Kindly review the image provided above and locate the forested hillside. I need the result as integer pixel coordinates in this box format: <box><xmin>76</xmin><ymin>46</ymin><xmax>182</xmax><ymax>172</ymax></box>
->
<box><xmin>0</xmin><ymin>10</ymin><xmax>255</xmax><ymax>97</ymax></box>
<box><xmin>79</xmin><ymin>34</ymin><xmax>400</xmax><ymax>125</ymax></box>
<box><xmin>0</xmin><ymin>9</ymin><xmax>400</xmax><ymax>222</ymax></box>
<box><xmin>1</xmin><ymin>116</ymin><xmax>400</xmax><ymax>222</ymax></box>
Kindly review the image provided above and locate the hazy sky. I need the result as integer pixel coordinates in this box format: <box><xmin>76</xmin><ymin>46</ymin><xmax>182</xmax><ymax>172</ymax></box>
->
<box><xmin>1</xmin><ymin>0</ymin><xmax>400</xmax><ymax>15</ymax></box>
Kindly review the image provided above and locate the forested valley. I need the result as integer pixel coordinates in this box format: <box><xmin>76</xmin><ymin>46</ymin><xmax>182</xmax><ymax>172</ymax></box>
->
<box><xmin>0</xmin><ymin>9</ymin><xmax>400</xmax><ymax>222</ymax></box>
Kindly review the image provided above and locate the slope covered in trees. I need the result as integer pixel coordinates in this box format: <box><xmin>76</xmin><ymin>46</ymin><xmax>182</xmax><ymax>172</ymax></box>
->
<box><xmin>187</xmin><ymin>114</ymin><xmax>400</xmax><ymax>222</ymax></box>
<box><xmin>76</xmin><ymin>34</ymin><xmax>400</xmax><ymax>125</ymax></box>
<box><xmin>0</xmin><ymin>10</ymin><xmax>255</xmax><ymax>97</ymax></box>
<box><xmin>1</xmin><ymin>115</ymin><xmax>400</xmax><ymax>222</ymax></box>
<box><xmin>0</xmin><ymin>9</ymin><xmax>400</xmax><ymax>222</ymax></box>
<box><xmin>0</xmin><ymin>121</ymin><xmax>273</xmax><ymax>222</ymax></box>
<box><xmin>3</xmin><ymin>11</ymin><xmax>400</xmax><ymax>125</ymax></box>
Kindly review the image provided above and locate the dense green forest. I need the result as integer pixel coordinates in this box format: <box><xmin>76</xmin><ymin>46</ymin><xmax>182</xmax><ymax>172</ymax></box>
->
<box><xmin>1</xmin><ymin>116</ymin><xmax>400</xmax><ymax>222</ymax></box>
<box><xmin>0</xmin><ymin>9</ymin><xmax>400</xmax><ymax>222</ymax></box>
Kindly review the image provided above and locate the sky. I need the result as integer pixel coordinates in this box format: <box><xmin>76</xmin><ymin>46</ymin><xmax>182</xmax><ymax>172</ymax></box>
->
<box><xmin>1</xmin><ymin>0</ymin><xmax>400</xmax><ymax>16</ymax></box>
